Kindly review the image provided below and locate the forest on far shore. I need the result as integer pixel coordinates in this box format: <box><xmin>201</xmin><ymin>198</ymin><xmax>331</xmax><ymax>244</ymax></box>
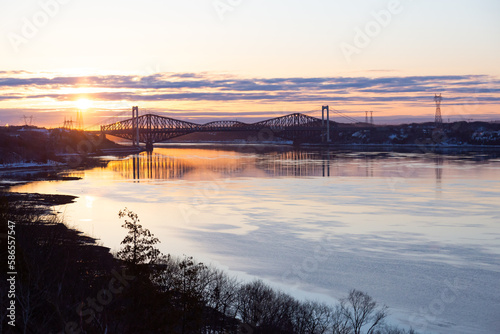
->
<box><xmin>0</xmin><ymin>126</ymin><xmax>119</xmax><ymax>166</ymax></box>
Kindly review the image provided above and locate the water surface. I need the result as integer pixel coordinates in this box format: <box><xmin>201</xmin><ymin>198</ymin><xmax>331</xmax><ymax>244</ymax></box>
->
<box><xmin>13</xmin><ymin>145</ymin><xmax>500</xmax><ymax>334</ymax></box>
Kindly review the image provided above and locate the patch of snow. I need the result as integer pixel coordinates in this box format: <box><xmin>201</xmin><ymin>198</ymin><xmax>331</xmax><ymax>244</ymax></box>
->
<box><xmin>352</xmin><ymin>131</ymin><xmax>365</xmax><ymax>138</ymax></box>
<box><xmin>0</xmin><ymin>160</ymin><xmax>63</xmax><ymax>169</ymax></box>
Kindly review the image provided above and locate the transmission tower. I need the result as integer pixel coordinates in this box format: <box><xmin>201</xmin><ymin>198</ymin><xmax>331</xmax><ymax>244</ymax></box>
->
<box><xmin>434</xmin><ymin>94</ymin><xmax>443</xmax><ymax>125</ymax></box>
<box><xmin>63</xmin><ymin>117</ymin><xmax>74</xmax><ymax>130</ymax></box>
<box><xmin>365</xmin><ymin>111</ymin><xmax>374</xmax><ymax>125</ymax></box>
<box><xmin>23</xmin><ymin>115</ymin><xmax>33</xmax><ymax>126</ymax></box>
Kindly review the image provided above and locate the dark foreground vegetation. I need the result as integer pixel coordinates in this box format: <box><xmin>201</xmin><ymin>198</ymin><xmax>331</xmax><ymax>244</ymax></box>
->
<box><xmin>1</xmin><ymin>194</ymin><xmax>418</xmax><ymax>334</ymax></box>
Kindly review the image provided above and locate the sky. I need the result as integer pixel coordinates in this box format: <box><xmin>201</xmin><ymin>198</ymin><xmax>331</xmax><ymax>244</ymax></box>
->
<box><xmin>1</xmin><ymin>0</ymin><xmax>499</xmax><ymax>127</ymax></box>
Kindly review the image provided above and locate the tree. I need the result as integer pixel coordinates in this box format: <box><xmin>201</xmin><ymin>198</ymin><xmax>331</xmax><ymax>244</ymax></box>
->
<box><xmin>339</xmin><ymin>289</ymin><xmax>388</xmax><ymax>334</ymax></box>
<box><xmin>117</xmin><ymin>208</ymin><xmax>161</xmax><ymax>268</ymax></box>
<box><xmin>237</xmin><ymin>280</ymin><xmax>276</xmax><ymax>330</ymax></box>
<box><xmin>293</xmin><ymin>301</ymin><xmax>333</xmax><ymax>334</ymax></box>
<box><xmin>116</xmin><ymin>209</ymin><xmax>167</xmax><ymax>332</ymax></box>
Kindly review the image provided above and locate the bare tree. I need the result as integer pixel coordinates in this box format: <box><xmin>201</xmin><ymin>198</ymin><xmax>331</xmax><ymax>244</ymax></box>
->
<box><xmin>376</xmin><ymin>325</ymin><xmax>418</xmax><ymax>334</ymax></box>
<box><xmin>288</xmin><ymin>299</ymin><xmax>335</xmax><ymax>334</ymax></box>
<box><xmin>339</xmin><ymin>289</ymin><xmax>388</xmax><ymax>334</ymax></box>
<box><xmin>202</xmin><ymin>266</ymin><xmax>240</xmax><ymax>333</ymax></box>
<box><xmin>302</xmin><ymin>301</ymin><xmax>333</xmax><ymax>334</ymax></box>
<box><xmin>331</xmin><ymin>304</ymin><xmax>352</xmax><ymax>334</ymax></box>
<box><xmin>204</xmin><ymin>267</ymin><xmax>239</xmax><ymax>317</ymax></box>
<box><xmin>237</xmin><ymin>280</ymin><xmax>276</xmax><ymax>329</ymax></box>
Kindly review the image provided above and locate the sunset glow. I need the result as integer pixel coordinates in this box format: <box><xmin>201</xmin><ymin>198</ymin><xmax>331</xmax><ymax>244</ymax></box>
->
<box><xmin>75</xmin><ymin>98</ymin><xmax>92</xmax><ymax>111</ymax></box>
<box><xmin>1</xmin><ymin>0</ymin><xmax>499</xmax><ymax>126</ymax></box>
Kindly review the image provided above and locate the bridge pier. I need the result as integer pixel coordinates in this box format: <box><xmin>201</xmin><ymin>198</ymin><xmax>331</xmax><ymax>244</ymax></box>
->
<box><xmin>146</xmin><ymin>140</ymin><xmax>154</xmax><ymax>152</ymax></box>
<box><xmin>132</xmin><ymin>106</ymin><xmax>140</xmax><ymax>147</ymax></box>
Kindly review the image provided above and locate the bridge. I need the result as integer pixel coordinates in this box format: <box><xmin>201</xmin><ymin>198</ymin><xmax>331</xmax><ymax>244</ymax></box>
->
<box><xmin>100</xmin><ymin>106</ymin><xmax>334</xmax><ymax>150</ymax></box>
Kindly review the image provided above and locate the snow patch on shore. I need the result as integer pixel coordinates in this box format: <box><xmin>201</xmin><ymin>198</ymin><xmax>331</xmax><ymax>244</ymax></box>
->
<box><xmin>0</xmin><ymin>160</ymin><xmax>63</xmax><ymax>170</ymax></box>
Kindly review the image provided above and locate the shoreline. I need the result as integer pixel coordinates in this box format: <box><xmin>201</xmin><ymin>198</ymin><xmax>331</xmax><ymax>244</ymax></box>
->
<box><xmin>307</xmin><ymin>142</ymin><xmax>500</xmax><ymax>150</ymax></box>
<box><xmin>156</xmin><ymin>140</ymin><xmax>500</xmax><ymax>149</ymax></box>
<box><xmin>0</xmin><ymin>165</ymin><xmax>81</xmax><ymax>190</ymax></box>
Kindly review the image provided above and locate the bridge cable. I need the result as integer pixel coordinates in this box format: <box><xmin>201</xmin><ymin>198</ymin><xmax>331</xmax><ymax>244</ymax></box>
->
<box><xmin>84</xmin><ymin>108</ymin><xmax>133</xmax><ymax>131</ymax></box>
<box><xmin>330</xmin><ymin>108</ymin><xmax>361</xmax><ymax>123</ymax></box>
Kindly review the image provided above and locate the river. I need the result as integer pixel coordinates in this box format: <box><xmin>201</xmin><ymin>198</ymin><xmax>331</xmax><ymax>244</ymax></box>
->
<box><xmin>12</xmin><ymin>144</ymin><xmax>500</xmax><ymax>334</ymax></box>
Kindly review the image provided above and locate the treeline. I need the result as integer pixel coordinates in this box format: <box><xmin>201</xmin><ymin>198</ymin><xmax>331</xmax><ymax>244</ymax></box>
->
<box><xmin>0</xmin><ymin>126</ymin><xmax>119</xmax><ymax>165</ymax></box>
<box><xmin>333</xmin><ymin>121</ymin><xmax>500</xmax><ymax>146</ymax></box>
<box><xmin>0</xmin><ymin>199</ymin><xmax>418</xmax><ymax>333</ymax></box>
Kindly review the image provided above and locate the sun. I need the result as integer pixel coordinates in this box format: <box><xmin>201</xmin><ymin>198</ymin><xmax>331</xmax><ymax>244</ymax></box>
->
<box><xmin>75</xmin><ymin>98</ymin><xmax>93</xmax><ymax>110</ymax></box>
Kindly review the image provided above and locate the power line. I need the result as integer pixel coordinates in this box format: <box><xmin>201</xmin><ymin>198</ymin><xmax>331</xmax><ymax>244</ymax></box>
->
<box><xmin>85</xmin><ymin>109</ymin><xmax>132</xmax><ymax>130</ymax></box>
<box><xmin>330</xmin><ymin>108</ymin><xmax>360</xmax><ymax>123</ymax></box>
<box><xmin>304</xmin><ymin>107</ymin><xmax>362</xmax><ymax>124</ymax></box>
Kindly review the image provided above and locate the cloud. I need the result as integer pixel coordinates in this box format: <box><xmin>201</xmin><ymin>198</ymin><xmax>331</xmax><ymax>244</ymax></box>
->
<box><xmin>0</xmin><ymin>72</ymin><xmax>499</xmax><ymax>107</ymax></box>
<box><xmin>0</xmin><ymin>95</ymin><xmax>23</xmax><ymax>101</ymax></box>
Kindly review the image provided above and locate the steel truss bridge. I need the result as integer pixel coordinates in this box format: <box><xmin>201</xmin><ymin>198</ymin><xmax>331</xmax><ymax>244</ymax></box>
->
<box><xmin>101</xmin><ymin>111</ymin><xmax>333</xmax><ymax>149</ymax></box>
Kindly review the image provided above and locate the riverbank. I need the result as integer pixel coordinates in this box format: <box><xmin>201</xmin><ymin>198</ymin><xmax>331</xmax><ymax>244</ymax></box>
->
<box><xmin>0</xmin><ymin>166</ymin><xmax>82</xmax><ymax>190</ymax></box>
<box><xmin>0</xmin><ymin>125</ymin><xmax>130</xmax><ymax>167</ymax></box>
<box><xmin>303</xmin><ymin>142</ymin><xmax>500</xmax><ymax>155</ymax></box>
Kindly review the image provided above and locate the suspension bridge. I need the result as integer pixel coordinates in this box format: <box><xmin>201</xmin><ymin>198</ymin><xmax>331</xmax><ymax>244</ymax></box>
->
<box><xmin>100</xmin><ymin>106</ymin><xmax>337</xmax><ymax>150</ymax></box>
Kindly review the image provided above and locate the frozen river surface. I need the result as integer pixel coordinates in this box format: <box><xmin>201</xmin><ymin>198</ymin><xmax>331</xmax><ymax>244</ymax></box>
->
<box><xmin>13</xmin><ymin>145</ymin><xmax>500</xmax><ymax>334</ymax></box>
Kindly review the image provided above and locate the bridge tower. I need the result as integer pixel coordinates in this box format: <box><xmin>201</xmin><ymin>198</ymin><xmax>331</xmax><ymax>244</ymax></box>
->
<box><xmin>145</xmin><ymin>114</ymin><xmax>154</xmax><ymax>152</ymax></box>
<box><xmin>132</xmin><ymin>106</ymin><xmax>139</xmax><ymax>146</ymax></box>
<box><xmin>322</xmin><ymin>105</ymin><xmax>330</xmax><ymax>142</ymax></box>
<box><xmin>434</xmin><ymin>94</ymin><xmax>443</xmax><ymax>125</ymax></box>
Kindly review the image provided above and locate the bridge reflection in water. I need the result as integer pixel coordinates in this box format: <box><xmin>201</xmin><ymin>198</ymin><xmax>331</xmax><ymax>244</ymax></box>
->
<box><xmin>105</xmin><ymin>147</ymin><xmax>338</xmax><ymax>181</ymax></box>
<box><xmin>103</xmin><ymin>146</ymin><xmax>449</xmax><ymax>184</ymax></box>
